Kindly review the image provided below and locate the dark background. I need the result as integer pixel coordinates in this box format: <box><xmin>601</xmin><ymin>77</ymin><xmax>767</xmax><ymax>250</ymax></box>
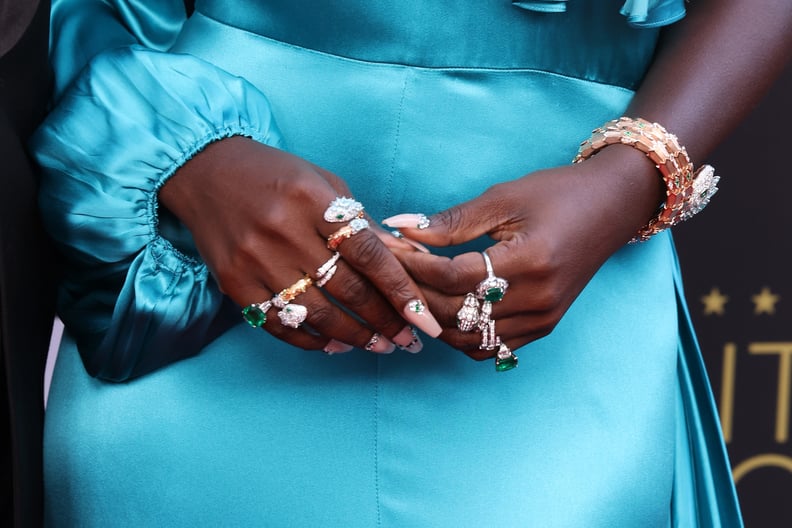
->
<box><xmin>674</xmin><ymin>62</ymin><xmax>792</xmax><ymax>527</ymax></box>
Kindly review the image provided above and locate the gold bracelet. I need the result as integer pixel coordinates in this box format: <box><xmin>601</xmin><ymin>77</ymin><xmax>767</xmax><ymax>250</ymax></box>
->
<box><xmin>573</xmin><ymin>117</ymin><xmax>719</xmax><ymax>242</ymax></box>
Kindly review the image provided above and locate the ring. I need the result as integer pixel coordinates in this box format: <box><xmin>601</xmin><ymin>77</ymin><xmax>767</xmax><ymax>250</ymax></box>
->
<box><xmin>241</xmin><ymin>300</ymin><xmax>272</xmax><ymax>328</ymax></box>
<box><xmin>272</xmin><ymin>275</ymin><xmax>313</xmax><ymax>308</ymax></box>
<box><xmin>479</xmin><ymin>319</ymin><xmax>501</xmax><ymax>351</ymax></box>
<box><xmin>475</xmin><ymin>250</ymin><xmax>509</xmax><ymax>302</ymax></box>
<box><xmin>327</xmin><ymin>217</ymin><xmax>370</xmax><ymax>250</ymax></box>
<box><xmin>278</xmin><ymin>303</ymin><xmax>308</xmax><ymax>328</ymax></box>
<box><xmin>316</xmin><ymin>252</ymin><xmax>341</xmax><ymax>287</ymax></box>
<box><xmin>324</xmin><ymin>196</ymin><xmax>364</xmax><ymax>223</ymax></box>
<box><xmin>495</xmin><ymin>343</ymin><xmax>519</xmax><ymax>372</ymax></box>
<box><xmin>477</xmin><ymin>298</ymin><xmax>493</xmax><ymax>331</ymax></box>
<box><xmin>316</xmin><ymin>252</ymin><xmax>341</xmax><ymax>277</ymax></box>
<box><xmin>456</xmin><ymin>293</ymin><xmax>480</xmax><ymax>332</ymax></box>
<box><xmin>316</xmin><ymin>265</ymin><xmax>337</xmax><ymax>288</ymax></box>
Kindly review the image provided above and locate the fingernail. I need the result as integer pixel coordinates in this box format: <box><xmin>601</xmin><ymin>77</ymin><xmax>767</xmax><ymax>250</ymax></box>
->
<box><xmin>323</xmin><ymin>339</ymin><xmax>354</xmax><ymax>355</ymax></box>
<box><xmin>403</xmin><ymin>299</ymin><xmax>442</xmax><ymax>338</ymax></box>
<box><xmin>364</xmin><ymin>333</ymin><xmax>396</xmax><ymax>354</ymax></box>
<box><xmin>391</xmin><ymin>230</ymin><xmax>430</xmax><ymax>253</ymax></box>
<box><xmin>382</xmin><ymin>213</ymin><xmax>431</xmax><ymax>230</ymax></box>
<box><xmin>394</xmin><ymin>325</ymin><xmax>423</xmax><ymax>353</ymax></box>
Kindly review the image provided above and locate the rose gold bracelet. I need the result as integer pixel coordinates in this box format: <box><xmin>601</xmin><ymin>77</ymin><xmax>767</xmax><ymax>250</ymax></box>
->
<box><xmin>573</xmin><ymin>117</ymin><xmax>719</xmax><ymax>242</ymax></box>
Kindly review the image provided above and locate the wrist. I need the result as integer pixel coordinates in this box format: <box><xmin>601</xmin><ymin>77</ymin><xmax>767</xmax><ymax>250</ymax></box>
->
<box><xmin>573</xmin><ymin>144</ymin><xmax>665</xmax><ymax>240</ymax></box>
<box><xmin>573</xmin><ymin>117</ymin><xmax>719</xmax><ymax>242</ymax></box>
<box><xmin>158</xmin><ymin>136</ymin><xmax>250</xmax><ymax>230</ymax></box>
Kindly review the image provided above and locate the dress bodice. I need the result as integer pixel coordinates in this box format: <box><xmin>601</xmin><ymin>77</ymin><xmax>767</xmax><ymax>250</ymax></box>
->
<box><xmin>196</xmin><ymin>0</ymin><xmax>683</xmax><ymax>89</ymax></box>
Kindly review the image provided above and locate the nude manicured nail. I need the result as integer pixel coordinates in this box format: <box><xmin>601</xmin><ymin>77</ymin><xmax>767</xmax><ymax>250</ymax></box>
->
<box><xmin>402</xmin><ymin>299</ymin><xmax>442</xmax><ymax>338</ymax></box>
<box><xmin>323</xmin><ymin>339</ymin><xmax>354</xmax><ymax>355</ymax></box>
<box><xmin>390</xmin><ymin>230</ymin><xmax>430</xmax><ymax>253</ymax></box>
<box><xmin>382</xmin><ymin>213</ymin><xmax>431</xmax><ymax>230</ymax></box>
<box><xmin>394</xmin><ymin>325</ymin><xmax>423</xmax><ymax>354</ymax></box>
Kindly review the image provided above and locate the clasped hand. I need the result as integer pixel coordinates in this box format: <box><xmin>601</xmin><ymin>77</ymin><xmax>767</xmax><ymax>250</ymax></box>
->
<box><xmin>160</xmin><ymin>137</ymin><xmax>661</xmax><ymax>360</ymax></box>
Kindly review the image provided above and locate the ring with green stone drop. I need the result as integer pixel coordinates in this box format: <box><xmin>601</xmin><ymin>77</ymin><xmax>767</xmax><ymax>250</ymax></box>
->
<box><xmin>495</xmin><ymin>343</ymin><xmax>519</xmax><ymax>372</ymax></box>
<box><xmin>241</xmin><ymin>300</ymin><xmax>272</xmax><ymax>328</ymax></box>
<box><xmin>475</xmin><ymin>250</ymin><xmax>509</xmax><ymax>303</ymax></box>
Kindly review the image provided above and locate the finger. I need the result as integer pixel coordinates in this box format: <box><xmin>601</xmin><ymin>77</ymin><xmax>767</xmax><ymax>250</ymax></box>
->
<box><xmin>287</xmin><ymin>283</ymin><xmax>399</xmax><ymax>354</ymax></box>
<box><xmin>416</xmin><ymin>286</ymin><xmax>550</xmax><ymax>362</ymax></box>
<box><xmin>375</xmin><ymin>227</ymin><xmax>430</xmax><ymax>254</ymax></box>
<box><xmin>326</xmin><ymin>227</ymin><xmax>442</xmax><ymax>337</ymax></box>
<box><xmin>237</xmin><ymin>289</ymin><xmax>330</xmax><ymax>352</ymax></box>
<box><xmin>380</xmin><ymin>185</ymin><xmax>510</xmax><ymax>247</ymax></box>
<box><xmin>394</xmin><ymin>250</ymin><xmax>485</xmax><ymax>295</ymax></box>
<box><xmin>309</xmin><ymin>249</ymin><xmax>424</xmax><ymax>353</ymax></box>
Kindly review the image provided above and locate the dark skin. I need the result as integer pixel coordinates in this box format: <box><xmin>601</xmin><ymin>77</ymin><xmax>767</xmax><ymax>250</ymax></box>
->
<box><xmin>161</xmin><ymin>0</ymin><xmax>792</xmax><ymax>360</ymax></box>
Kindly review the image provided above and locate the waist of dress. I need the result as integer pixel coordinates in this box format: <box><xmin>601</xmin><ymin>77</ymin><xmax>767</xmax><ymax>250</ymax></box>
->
<box><xmin>191</xmin><ymin>1</ymin><xmax>659</xmax><ymax>90</ymax></box>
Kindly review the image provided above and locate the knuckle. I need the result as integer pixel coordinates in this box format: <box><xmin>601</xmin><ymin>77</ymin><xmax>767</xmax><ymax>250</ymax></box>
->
<box><xmin>533</xmin><ymin>313</ymin><xmax>560</xmax><ymax>339</ymax></box>
<box><xmin>305</xmin><ymin>302</ymin><xmax>337</xmax><ymax>329</ymax></box>
<box><xmin>347</xmin><ymin>232</ymin><xmax>385</xmax><ymax>269</ymax></box>
<box><xmin>440</xmin><ymin>207</ymin><xmax>466</xmax><ymax>239</ymax></box>
<box><xmin>340</xmin><ymin>274</ymin><xmax>375</xmax><ymax>310</ymax></box>
<box><xmin>532</xmin><ymin>285</ymin><xmax>565</xmax><ymax>312</ymax></box>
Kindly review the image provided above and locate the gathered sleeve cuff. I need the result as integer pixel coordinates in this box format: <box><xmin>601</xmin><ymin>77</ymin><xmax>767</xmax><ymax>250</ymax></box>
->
<box><xmin>512</xmin><ymin>0</ymin><xmax>686</xmax><ymax>28</ymax></box>
<box><xmin>30</xmin><ymin>45</ymin><xmax>284</xmax><ymax>381</ymax></box>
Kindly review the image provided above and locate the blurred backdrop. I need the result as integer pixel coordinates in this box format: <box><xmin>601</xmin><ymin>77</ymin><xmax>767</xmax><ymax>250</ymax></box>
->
<box><xmin>674</xmin><ymin>62</ymin><xmax>792</xmax><ymax>527</ymax></box>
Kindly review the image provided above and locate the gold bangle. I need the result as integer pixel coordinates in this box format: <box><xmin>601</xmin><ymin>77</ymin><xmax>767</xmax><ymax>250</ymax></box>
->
<box><xmin>573</xmin><ymin>117</ymin><xmax>719</xmax><ymax>242</ymax></box>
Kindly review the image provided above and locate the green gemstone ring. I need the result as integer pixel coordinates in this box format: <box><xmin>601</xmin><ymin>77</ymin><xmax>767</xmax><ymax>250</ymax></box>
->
<box><xmin>495</xmin><ymin>343</ymin><xmax>518</xmax><ymax>372</ymax></box>
<box><xmin>475</xmin><ymin>250</ymin><xmax>508</xmax><ymax>302</ymax></box>
<box><xmin>242</xmin><ymin>301</ymin><xmax>272</xmax><ymax>328</ymax></box>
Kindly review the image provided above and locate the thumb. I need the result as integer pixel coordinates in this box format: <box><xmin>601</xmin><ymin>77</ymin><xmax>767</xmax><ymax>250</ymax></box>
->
<box><xmin>381</xmin><ymin>193</ymin><xmax>504</xmax><ymax>247</ymax></box>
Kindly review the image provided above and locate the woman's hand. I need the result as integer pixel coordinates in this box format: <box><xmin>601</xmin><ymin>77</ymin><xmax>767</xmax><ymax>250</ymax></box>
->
<box><xmin>159</xmin><ymin>136</ymin><xmax>441</xmax><ymax>355</ymax></box>
<box><xmin>385</xmin><ymin>145</ymin><xmax>664</xmax><ymax>360</ymax></box>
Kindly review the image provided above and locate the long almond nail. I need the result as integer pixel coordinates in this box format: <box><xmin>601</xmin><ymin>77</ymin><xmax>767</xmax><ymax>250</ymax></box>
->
<box><xmin>403</xmin><ymin>299</ymin><xmax>442</xmax><ymax>338</ymax></box>
<box><xmin>323</xmin><ymin>339</ymin><xmax>354</xmax><ymax>355</ymax></box>
<box><xmin>382</xmin><ymin>213</ymin><xmax>431</xmax><ymax>230</ymax></box>
<box><xmin>394</xmin><ymin>326</ymin><xmax>423</xmax><ymax>353</ymax></box>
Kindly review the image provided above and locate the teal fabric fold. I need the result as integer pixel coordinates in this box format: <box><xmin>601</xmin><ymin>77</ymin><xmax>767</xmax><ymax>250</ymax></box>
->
<box><xmin>671</xmin><ymin>241</ymin><xmax>743</xmax><ymax>524</ymax></box>
<box><xmin>50</xmin><ymin>0</ymin><xmax>188</xmax><ymax>98</ymax></box>
<box><xmin>512</xmin><ymin>0</ymin><xmax>686</xmax><ymax>27</ymax></box>
<box><xmin>31</xmin><ymin>45</ymin><xmax>284</xmax><ymax>380</ymax></box>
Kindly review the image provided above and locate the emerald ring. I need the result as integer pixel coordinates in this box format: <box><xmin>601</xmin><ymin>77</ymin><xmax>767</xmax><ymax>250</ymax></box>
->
<box><xmin>495</xmin><ymin>343</ymin><xmax>519</xmax><ymax>372</ymax></box>
<box><xmin>475</xmin><ymin>250</ymin><xmax>508</xmax><ymax>302</ymax></box>
<box><xmin>242</xmin><ymin>300</ymin><xmax>272</xmax><ymax>328</ymax></box>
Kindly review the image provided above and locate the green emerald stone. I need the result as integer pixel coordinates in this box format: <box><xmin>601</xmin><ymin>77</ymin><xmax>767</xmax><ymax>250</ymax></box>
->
<box><xmin>484</xmin><ymin>287</ymin><xmax>505</xmax><ymax>302</ymax></box>
<box><xmin>242</xmin><ymin>305</ymin><xmax>266</xmax><ymax>328</ymax></box>
<box><xmin>496</xmin><ymin>355</ymin><xmax>518</xmax><ymax>372</ymax></box>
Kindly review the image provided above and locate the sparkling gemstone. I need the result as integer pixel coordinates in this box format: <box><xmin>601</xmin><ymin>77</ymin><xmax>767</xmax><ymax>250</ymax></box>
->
<box><xmin>408</xmin><ymin>299</ymin><xmax>425</xmax><ymax>314</ymax></box>
<box><xmin>278</xmin><ymin>304</ymin><xmax>308</xmax><ymax>328</ymax></box>
<box><xmin>242</xmin><ymin>305</ymin><xmax>266</xmax><ymax>328</ymax></box>
<box><xmin>496</xmin><ymin>354</ymin><xmax>518</xmax><ymax>372</ymax></box>
<box><xmin>484</xmin><ymin>287</ymin><xmax>505</xmax><ymax>302</ymax></box>
<box><xmin>349</xmin><ymin>217</ymin><xmax>370</xmax><ymax>233</ymax></box>
<box><xmin>324</xmin><ymin>196</ymin><xmax>364</xmax><ymax>223</ymax></box>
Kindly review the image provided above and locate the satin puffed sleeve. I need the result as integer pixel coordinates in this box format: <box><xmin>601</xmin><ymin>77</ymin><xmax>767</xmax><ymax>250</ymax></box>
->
<box><xmin>50</xmin><ymin>0</ymin><xmax>188</xmax><ymax>98</ymax></box>
<box><xmin>30</xmin><ymin>45</ymin><xmax>285</xmax><ymax>381</ymax></box>
<box><xmin>512</xmin><ymin>0</ymin><xmax>686</xmax><ymax>27</ymax></box>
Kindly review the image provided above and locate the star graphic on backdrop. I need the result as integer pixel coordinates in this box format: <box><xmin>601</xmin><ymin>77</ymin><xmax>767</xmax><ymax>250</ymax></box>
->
<box><xmin>701</xmin><ymin>287</ymin><xmax>729</xmax><ymax>315</ymax></box>
<box><xmin>752</xmin><ymin>287</ymin><xmax>780</xmax><ymax>315</ymax></box>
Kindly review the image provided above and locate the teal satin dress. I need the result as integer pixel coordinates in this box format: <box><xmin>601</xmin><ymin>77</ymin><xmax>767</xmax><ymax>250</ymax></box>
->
<box><xmin>32</xmin><ymin>1</ymin><xmax>742</xmax><ymax>526</ymax></box>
